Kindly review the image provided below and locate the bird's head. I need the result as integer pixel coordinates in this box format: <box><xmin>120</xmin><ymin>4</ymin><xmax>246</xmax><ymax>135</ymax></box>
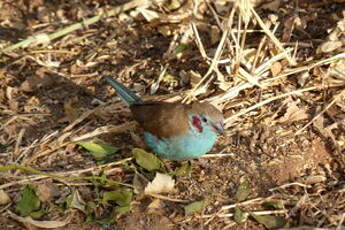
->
<box><xmin>188</xmin><ymin>102</ymin><xmax>225</xmax><ymax>135</ymax></box>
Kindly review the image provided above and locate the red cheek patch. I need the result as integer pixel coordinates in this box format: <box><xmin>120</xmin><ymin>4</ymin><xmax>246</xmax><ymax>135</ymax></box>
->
<box><xmin>192</xmin><ymin>116</ymin><xmax>203</xmax><ymax>133</ymax></box>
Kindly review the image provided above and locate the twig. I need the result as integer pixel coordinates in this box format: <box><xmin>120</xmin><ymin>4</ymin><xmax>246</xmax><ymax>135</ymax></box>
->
<box><xmin>250</xmin><ymin>6</ymin><xmax>295</xmax><ymax>65</ymax></box>
<box><xmin>146</xmin><ymin>193</ymin><xmax>189</xmax><ymax>203</ymax></box>
<box><xmin>201</xmin><ymin>153</ymin><xmax>234</xmax><ymax>158</ymax></box>
<box><xmin>201</xmin><ymin>209</ymin><xmax>288</xmax><ymax>218</ymax></box>
<box><xmin>24</xmin><ymin>142</ymin><xmax>70</xmax><ymax>164</ymax></box>
<box><xmin>337</xmin><ymin>213</ymin><xmax>345</xmax><ymax>230</ymax></box>
<box><xmin>63</xmin><ymin>107</ymin><xmax>98</xmax><ymax>132</ymax></box>
<box><xmin>1</xmin><ymin>0</ymin><xmax>154</xmax><ymax>53</ymax></box>
<box><xmin>269</xmin><ymin>182</ymin><xmax>311</xmax><ymax>192</ymax></box>
<box><xmin>221</xmin><ymin>197</ymin><xmax>267</xmax><ymax>210</ymax></box>
<box><xmin>71</xmin><ymin>122</ymin><xmax>136</xmax><ymax>142</ymax></box>
<box><xmin>0</xmin><ymin>158</ymin><xmax>133</xmax><ymax>189</ymax></box>
<box><xmin>13</xmin><ymin>128</ymin><xmax>25</xmax><ymax>160</ymax></box>
<box><xmin>295</xmin><ymin>91</ymin><xmax>345</xmax><ymax>135</ymax></box>
<box><xmin>224</xmin><ymin>86</ymin><xmax>318</xmax><ymax>126</ymax></box>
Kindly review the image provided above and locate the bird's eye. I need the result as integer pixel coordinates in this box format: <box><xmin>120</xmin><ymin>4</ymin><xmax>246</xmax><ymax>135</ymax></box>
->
<box><xmin>202</xmin><ymin>117</ymin><xmax>208</xmax><ymax>123</ymax></box>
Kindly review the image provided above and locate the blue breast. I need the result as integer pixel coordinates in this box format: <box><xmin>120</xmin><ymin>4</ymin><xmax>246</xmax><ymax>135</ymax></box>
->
<box><xmin>143</xmin><ymin>126</ymin><xmax>217</xmax><ymax>160</ymax></box>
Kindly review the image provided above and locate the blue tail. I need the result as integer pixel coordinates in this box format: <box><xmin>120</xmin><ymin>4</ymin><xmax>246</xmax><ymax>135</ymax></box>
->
<box><xmin>105</xmin><ymin>76</ymin><xmax>143</xmax><ymax>106</ymax></box>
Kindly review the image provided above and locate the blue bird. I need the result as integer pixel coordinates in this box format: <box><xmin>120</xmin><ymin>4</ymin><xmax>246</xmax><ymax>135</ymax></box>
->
<box><xmin>105</xmin><ymin>76</ymin><xmax>224</xmax><ymax>160</ymax></box>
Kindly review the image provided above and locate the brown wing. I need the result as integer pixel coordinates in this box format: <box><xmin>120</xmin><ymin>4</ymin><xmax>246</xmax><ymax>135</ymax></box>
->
<box><xmin>130</xmin><ymin>101</ymin><xmax>223</xmax><ymax>138</ymax></box>
<box><xmin>130</xmin><ymin>101</ymin><xmax>190</xmax><ymax>138</ymax></box>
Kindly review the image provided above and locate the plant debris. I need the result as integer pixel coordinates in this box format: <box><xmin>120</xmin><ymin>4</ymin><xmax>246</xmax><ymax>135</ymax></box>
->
<box><xmin>1</xmin><ymin>0</ymin><xmax>345</xmax><ymax>229</ymax></box>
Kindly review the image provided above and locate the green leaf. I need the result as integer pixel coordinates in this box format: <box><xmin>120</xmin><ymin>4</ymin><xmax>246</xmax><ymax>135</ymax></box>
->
<box><xmin>91</xmin><ymin>172</ymin><xmax>108</xmax><ymax>186</ymax></box>
<box><xmin>114</xmin><ymin>205</ymin><xmax>132</xmax><ymax>216</ymax></box>
<box><xmin>251</xmin><ymin>214</ymin><xmax>286</xmax><ymax>229</ymax></box>
<box><xmin>15</xmin><ymin>185</ymin><xmax>41</xmax><ymax>216</ymax></box>
<box><xmin>85</xmin><ymin>215</ymin><xmax>95</xmax><ymax>223</ymax></box>
<box><xmin>132</xmin><ymin>148</ymin><xmax>162</xmax><ymax>171</ymax></box>
<box><xmin>174</xmin><ymin>162</ymin><xmax>192</xmax><ymax>177</ymax></box>
<box><xmin>235</xmin><ymin>182</ymin><xmax>251</xmax><ymax>202</ymax></box>
<box><xmin>174</xmin><ymin>43</ymin><xmax>188</xmax><ymax>56</ymax></box>
<box><xmin>66</xmin><ymin>190</ymin><xmax>85</xmax><ymax>212</ymax></box>
<box><xmin>103</xmin><ymin>189</ymin><xmax>133</xmax><ymax>207</ymax></box>
<box><xmin>77</xmin><ymin>141</ymin><xmax>118</xmax><ymax>160</ymax></box>
<box><xmin>262</xmin><ymin>201</ymin><xmax>284</xmax><ymax>209</ymax></box>
<box><xmin>234</xmin><ymin>207</ymin><xmax>247</xmax><ymax>224</ymax></box>
<box><xmin>184</xmin><ymin>200</ymin><xmax>208</xmax><ymax>215</ymax></box>
<box><xmin>30</xmin><ymin>209</ymin><xmax>45</xmax><ymax>219</ymax></box>
<box><xmin>132</xmin><ymin>173</ymin><xmax>148</xmax><ymax>193</ymax></box>
<box><xmin>86</xmin><ymin>201</ymin><xmax>97</xmax><ymax>211</ymax></box>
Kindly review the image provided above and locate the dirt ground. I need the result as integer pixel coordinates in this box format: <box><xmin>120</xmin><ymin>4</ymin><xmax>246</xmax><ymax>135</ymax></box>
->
<box><xmin>0</xmin><ymin>0</ymin><xmax>345</xmax><ymax>229</ymax></box>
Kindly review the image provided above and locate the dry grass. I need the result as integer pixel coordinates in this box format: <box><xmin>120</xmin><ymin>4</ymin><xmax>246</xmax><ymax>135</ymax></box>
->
<box><xmin>0</xmin><ymin>0</ymin><xmax>345</xmax><ymax>229</ymax></box>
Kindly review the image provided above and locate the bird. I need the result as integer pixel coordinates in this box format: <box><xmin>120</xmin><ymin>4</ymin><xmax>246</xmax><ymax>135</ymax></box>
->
<box><xmin>105</xmin><ymin>76</ymin><xmax>224</xmax><ymax>160</ymax></box>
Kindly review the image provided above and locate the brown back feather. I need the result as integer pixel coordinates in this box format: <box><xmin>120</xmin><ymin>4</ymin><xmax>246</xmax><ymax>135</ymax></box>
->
<box><xmin>130</xmin><ymin>101</ymin><xmax>223</xmax><ymax>138</ymax></box>
<box><xmin>188</xmin><ymin>102</ymin><xmax>224</xmax><ymax>122</ymax></box>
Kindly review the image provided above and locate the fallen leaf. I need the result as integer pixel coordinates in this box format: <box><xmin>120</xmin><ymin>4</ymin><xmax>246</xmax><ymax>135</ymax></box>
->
<box><xmin>0</xmin><ymin>189</ymin><xmax>11</xmax><ymax>205</ymax></box>
<box><xmin>30</xmin><ymin>209</ymin><xmax>45</xmax><ymax>219</ymax></box>
<box><xmin>313</xmin><ymin>114</ymin><xmax>325</xmax><ymax>131</ymax></box>
<box><xmin>329</xmin><ymin>59</ymin><xmax>345</xmax><ymax>79</ymax></box>
<box><xmin>8</xmin><ymin>99</ymin><xmax>18</xmax><ymax>112</ymax></box>
<box><xmin>148</xmin><ymin>198</ymin><xmax>163</xmax><ymax>209</ymax></box>
<box><xmin>103</xmin><ymin>189</ymin><xmax>133</xmax><ymax>207</ymax></box>
<box><xmin>174</xmin><ymin>161</ymin><xmax>192</xmax><ymax>177</ymax></box>
<box><xmin>20</xmin><ymin>75</ymin><xmax>55</xmax><ymax>92</ymax></box>
<box><xmin>270</xmin><ymin>62</ymin><xmax>282</xmax><ymax>77</ymax></box>
<box><xmin>282</xmin><ymin>16</ymin><xmax>304</xmax><ymax>43</ymax></box>
<box><xmin>239</xmin><ymin>67</ymin><xmax>262</xmax><ymax>88</ymax></box>
<box><xmin>278</xmin><ymin>101</ymin><xmax>308</xmax><ymax>123</ymax></box>
<box><xmin>8</xmin><ymin>211</ymin><xmax>71</xmax><ymax>228</ymax></box>
<box><xmin>132</xmin><ymin>148</ymin><xmax>162</xmax><ymax>171</ymax></box>
<box><xmin>58</xmin><ymin>100</ymin><xmax>81</xmax><ymax>124</ymax></box>
<box><xmin>103</xmin><ymin>188</ymin><xmax>133</xmax><ymax>217</ymax></box>
<box><xmin>144</xmin><ymin>173</ymin><xmax>175</xmax><ymax>194</ymax></box>
<box><xmin>297</xmin><ymin>71</ymin><xmax>310</xmax><ymax>86</ymax></box>
<box><xmin>303</xmin><ymin>175</ymin><xmax>327</xmax><ymax>185</ymax></box>
<box><xmin>15</xmin><ymin>185</ymin><xmax>41</xmax><ymax>216</ymax></box>
<box><xmin>262</xmin><ymin>201</ymin><xmax>285</xmax><ymax>209</ymax></box>
<box><xmin>133</xmin><ymin>173</ymin><xmax>149</xmax><ymax>193</ymax></box>
<box><xmin>317</xmin><ymin>41</ymin><xmax>343</xmax><ymax>54</ymax></box>
<box><xmin>138</xmin><ymin>8</ymin><xmax>160</xmax><ymax>22</ymax></box>
<box><xmin>114</xmin><ymin>205</ymin><xmax>132</xmax><ymax>216</ymax></box>
<box><xmin>251</xmin><ymin>214</ymin><xmax>286</xmax><ymax>229</ymax></box>
<box><xmin>174</xmin><ymin>43</ymin><xmax>188</xmax><ymax>57</ymax></box>
<box><xmin>313</xmin><ymin>116</ymin><xmax>339</xmax><ymax>146</ymax></box>
<box><xmin>66</xmin><ymin>190</ymin><xmax>85</xmax><ymax>212</ymax></box>
<box><xmin>147</xmin><ymin>199</ymin><xmax>165</xmax><ymax>214</ymax></box>
<box><xmin>77</xmin><ymin>141</ymin><xmax>118</xmax><ymax>161</ymax></box>
<box><xmin>62</xmin><ymin>103</ymin><xmax>79</xmax><ymax>122</ymax></box>
<box><xmin>35</xmin><ymin>183</ymin><xmax>60</xmax><ymax>202</ymax></box>
<box><xmin>184</xmin><ymin>200</ymin><xmax>208</xmax><ymax>215</ymax></box>
<box><xmin>235</xmin><ymin>181</ymin><xmax>251</xmax><ymax>202</ymax></box>
<box><xmin>261</xmin><ymin>0</ymin><xmax>281</xmax><ymax>11</ymax></box>
<box><xmin>189</xmin><ymin>70</ymin><xmax>202</xmax><ymax>88</ymax></box>
<box><xmin>234</xmin><ymin>207</ymin><xmax>247</xmax><ymax>223</ymax></box>
<box><xmin>158</xmin><ymin>25</ymin><xmax>173</xmax><ymax>37</ymax></box>
<box><xmin>161</xmin><ymin>73</ymin><xmax>179</xmax><ymax>89</ymax></box>
<box><xmin>210</xmin><ymin>25</ymin><xmax>221</xmax><ymax>45</ymax></box>
<box><xmin>163</xmin><ymin>0</ymin><xmax>183</xmax><ymax>10</ymax></box>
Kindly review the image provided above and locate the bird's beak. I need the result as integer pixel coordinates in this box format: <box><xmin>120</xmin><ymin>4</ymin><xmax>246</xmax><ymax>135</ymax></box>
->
<box><xmin>212</xmin><ymin>122</ymin><xmax>225</xmax><ymax>135</ymax></box>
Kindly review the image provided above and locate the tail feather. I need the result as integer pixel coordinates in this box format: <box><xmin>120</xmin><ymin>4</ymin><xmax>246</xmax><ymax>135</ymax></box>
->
<box><xmin>105</xmin><ymin>76</ymin><xmax>143</xmax><ymax>106</ymax></box>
